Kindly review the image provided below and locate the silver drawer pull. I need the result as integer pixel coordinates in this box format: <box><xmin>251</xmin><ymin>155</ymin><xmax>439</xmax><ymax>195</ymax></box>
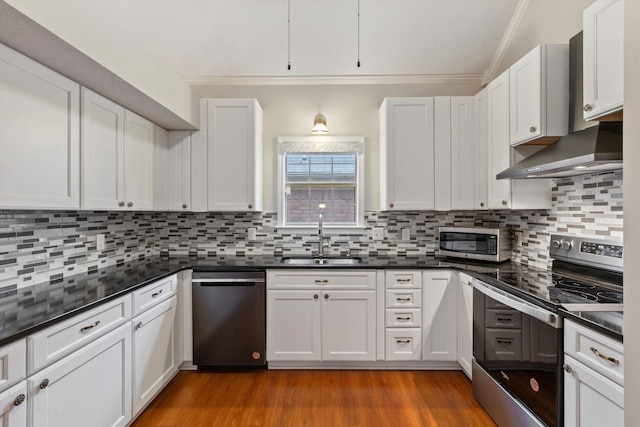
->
<box><xmin>151</xmin><ymin>289</ymin><xmax>163</xmax><ymax>298</ymax></box>
<box><xmin>314</xmin><ymin>280</ymin><xmax>328</xmax><ymax>284</ymax></box>
<box><xmin>136</xmin><ymin>322</ymin><xmax>144</xmax><ymax>330</ymax></box>
<box><xmin>590</xmin><ymin>346</ymin><xmax>620</xmax><ymax>365</ymax></box>
<box><xmin>13</xmin><ymin>394</ymin><xmax>25</xmax><ymax>406</ymax></box>
<box><xmin>397</xmin><ymin>279</ymin><xmax>411</xmax><ymax>283</ymax></box>
<box><xmin>396</xmin><ymin>297</ymin><xmax>411</xmax><ymax>302</ymax></box>
<box><xmin>80</xmin><ymin>321</ymin><xmax>100</xmax><ymax>333</ymax></box>
<box><xmin>396</xmin><ymin>339</ymin><xmax>411</xmax><ymax>344</ymax></box>
<box><xmin>397</xmin><ymin>317</ymin><xmax>411</xmax><ymax>321</ymax></box>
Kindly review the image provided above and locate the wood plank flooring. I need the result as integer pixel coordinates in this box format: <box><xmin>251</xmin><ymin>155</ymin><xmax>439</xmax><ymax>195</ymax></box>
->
<box><xmin>132</xmin><ymin>370</ymin><xmax>496</xmax><ymax>427</ymax></box>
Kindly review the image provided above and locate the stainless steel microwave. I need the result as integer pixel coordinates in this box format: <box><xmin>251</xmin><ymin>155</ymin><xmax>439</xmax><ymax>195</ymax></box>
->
<box><xmin>438</xmin><ymin>227</ymin><xmax>512</xmax><ymax>262</ymax></box>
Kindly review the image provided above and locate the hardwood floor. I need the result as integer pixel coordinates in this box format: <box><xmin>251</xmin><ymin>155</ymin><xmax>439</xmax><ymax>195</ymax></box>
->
<box><xmin>132</xmin><ymin>370</ymin><xmax>496</xmax><ymax>427</ymax></box>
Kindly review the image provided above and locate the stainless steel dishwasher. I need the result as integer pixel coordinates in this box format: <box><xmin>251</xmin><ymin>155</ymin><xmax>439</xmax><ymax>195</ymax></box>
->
<box><xmin>192</xmin><ymin>271</ymin><xmax>266</xmax><ymax>368</ymax></box>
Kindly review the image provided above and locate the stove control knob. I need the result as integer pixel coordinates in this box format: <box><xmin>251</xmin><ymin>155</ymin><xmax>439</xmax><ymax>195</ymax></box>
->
<box><xmin>552</xmin><ymin>240</ymin><xmax>561</xmax><ymax>249</ymax></box>
<box><xmin>561</xmin><ymin>240</ymin><xmax>572</xmax><ymax>250</ymax></box>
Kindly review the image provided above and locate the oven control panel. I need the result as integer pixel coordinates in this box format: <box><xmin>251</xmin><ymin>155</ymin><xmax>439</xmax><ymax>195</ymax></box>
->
<box><xmin>580</xmin><ymin>241</ymin><xmax>623</xmax><ymax>259</ymax></box>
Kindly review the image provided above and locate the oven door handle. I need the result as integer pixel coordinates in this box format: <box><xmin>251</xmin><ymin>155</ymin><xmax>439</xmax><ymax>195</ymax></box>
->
<box><xmin>473</xmin><ymin>279</ymin><xmax>561</xmax><ymax>329</ymax></box>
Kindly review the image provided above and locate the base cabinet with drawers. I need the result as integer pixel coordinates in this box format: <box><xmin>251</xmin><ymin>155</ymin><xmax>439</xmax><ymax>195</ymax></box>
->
<box><xmin>563</xmin><ymin>319</ymin><xmax>624</xmax><ymax>427</ymax></box>
<box><xmin>266</xmin><ymin>270</ymin><xmax>377</xmax><ymax>362</ymax></box>
<box><xmin>384</xmin><ymin>271</ymin><xmax>423</xmax><ymax>361</ymax></box>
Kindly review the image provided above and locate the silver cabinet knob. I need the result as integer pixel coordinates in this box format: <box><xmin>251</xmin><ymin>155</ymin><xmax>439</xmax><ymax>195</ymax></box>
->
<box><xmin>118</xmin><ymin>201</ymin><xmax>125</xmax><ymax>207</ymax></box>
<box><xmin>480</xmin><ymin>202</ymin><xmax>484</xmax><ymax>207</ymax></box>
<box><xmin>127</xmin><ymin>202</ymin><xmax>133</xmax><ymax>208</ymax></box>
<box><xmin>324</xmin><ymin>294</ymin><xmax>329</xmax><ymax>299</ymax></box>
<box><xmin>40</xmin><ymin>379</ymin><xmax>49</xmax><ymax>389</ymax></box>
<box><xmin>389</xmin><ymin>203</ymin><xmax>394</xmax><ymax>208</ymax></box>
<box><xmin>563</xmin><ymin>363</ymin><xmax>572</xmax><ymax>373</ymax></box>
<box><xmin>502</xmin><ymin>200</ymin><xmax>508</xmax><ymax>206</ymax></box>
<box><xmin>13</xmin><ymin>394</ymin><xmax>25</xmax><ymax>406</ymax></box>
<box><xmin>136</xmin><ymin>321</ymin><xmax>143</xmax><ymax>330</ymax></box>
<box><xmin>529</xmin><ymin>126</ymin><xmax>537</xmax><ymax>133</ymax></box>
<box><xmin>313</xmin><ymin>294</ymin><xmax>319</xmax><ymax>300</ymax></box>
<box><xmin>584</xmin><ymin>104</ymin><xmax>593</xmax><ymax>112</ymax></box>
<box><xmin>182</xmin><ymin>204</ymin><xmax>187</xmax><ymax>209</ymax></box>
<box><xmin>248</xmin><ymin>204</ymin><xmax>253</xmax><ymax>209</ymax></box>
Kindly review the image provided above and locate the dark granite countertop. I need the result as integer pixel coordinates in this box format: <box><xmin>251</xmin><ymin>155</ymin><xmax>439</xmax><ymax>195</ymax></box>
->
<box><xmin>0</xmin><ymin>254</ymin><xmax>623</xmax><ymax>347</ymax></box>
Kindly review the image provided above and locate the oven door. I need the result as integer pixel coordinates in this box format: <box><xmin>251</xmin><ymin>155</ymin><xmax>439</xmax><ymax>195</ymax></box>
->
<box><xmin>473</xmin><ymin>279</ymin><xmax>563</xmax><ymax>427</ymax></box>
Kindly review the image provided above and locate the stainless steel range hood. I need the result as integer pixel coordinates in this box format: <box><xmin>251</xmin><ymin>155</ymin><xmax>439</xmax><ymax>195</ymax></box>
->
<box><xmin>497</xmin><ymin>32</ymin><xmax>622</xmax><ymax>179</ymax></box>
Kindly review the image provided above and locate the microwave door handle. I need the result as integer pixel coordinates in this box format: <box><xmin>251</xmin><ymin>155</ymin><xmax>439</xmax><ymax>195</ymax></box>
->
<box><xmin>473</xmin><ymin>280</ymin><xmax>560</xmax><ymax>328</ymax></box>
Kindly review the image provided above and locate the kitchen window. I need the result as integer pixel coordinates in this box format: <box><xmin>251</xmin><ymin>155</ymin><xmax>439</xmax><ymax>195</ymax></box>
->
<box><xmin>277</xmin><ymin>137</ymin><xmax>364</xmax><ymax>228</ymax></box>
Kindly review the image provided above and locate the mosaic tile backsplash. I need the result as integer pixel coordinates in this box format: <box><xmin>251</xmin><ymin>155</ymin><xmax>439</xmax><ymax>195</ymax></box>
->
<box><xmin>0</xmin><ymin>170</ymin><xmax>623</xmax><ymax>290</ymax></box>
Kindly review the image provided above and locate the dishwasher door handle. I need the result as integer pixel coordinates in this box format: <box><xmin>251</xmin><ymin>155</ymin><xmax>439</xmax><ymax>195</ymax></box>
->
<box><xmin>193</xmin><ymin>278</ymin><xmax>265</xmax><ymax>286</ymax></box>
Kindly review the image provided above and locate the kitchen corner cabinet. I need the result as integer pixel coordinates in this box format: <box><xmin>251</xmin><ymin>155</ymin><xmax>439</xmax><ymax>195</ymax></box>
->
<box><xmin>81</xmin><ymin>88</ymin><xmax>155</xmax><ymax>210</ymax></box>
<box><xmin>457</xmin><ymin>273</ymin><xmax>473</xmax><ymax>378</ymax></box>
<box><xmin>28</xmin><ymin>324</ymin><xmax>132</xmax><ymax>427</ymax></box>
<box><xmin>486</xmin><ymin>69</ymin><xmax>552</xmax><ymax>210</ymax></box>
<box><xmin>207</xmin><ymin>98</ymin><xmax>263</xmax><ymax>212</ymax></box>
<box><xmin>155</xmin><ymin>130</ymin><xmax>192</xmax><ymax>211</ymax></box>
<box><xmin>266</xmin><ymin>270</ymin><xmax>376</xmax><ymax>362</ymax></box>
<box><xmin>583</xmin><ymin>0</ymin><xmax>624</xmax><ymax>121</ymax></box>
<box><xmin>450</xmin><ymin>97</ymin><xmax>475</xmax><ymax>210</ymax></box>
<box><xmin>0</xmin><ymin>44</ymin><xmax>80</xmax><ymax>210</ymax></box>
<box><xmin>380</xmin><ymin>98</ymin><xmax>435</xmax><ymax>211</ymax></box>
<box><xmin>509</xmin><ymin>44</ymin><xmax>569</xmax><ymax>146</ymax></box>
<box><xmin>422</xmin><ymin>271</ymin><xmax>457</xmax><ymax>361</ymax></box>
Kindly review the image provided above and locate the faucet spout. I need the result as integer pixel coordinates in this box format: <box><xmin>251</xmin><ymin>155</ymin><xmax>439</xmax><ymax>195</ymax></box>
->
<box><xmin>318</xmin><ymin>213</ymin><xmax>324</xmax><ymax>257</ymax></box>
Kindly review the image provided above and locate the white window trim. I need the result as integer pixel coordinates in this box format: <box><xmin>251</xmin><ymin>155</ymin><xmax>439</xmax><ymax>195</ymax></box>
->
<box><xmin>277</xmin><ymin>136</ymin><xmax>365</xmax><ymax>229</ymax></box>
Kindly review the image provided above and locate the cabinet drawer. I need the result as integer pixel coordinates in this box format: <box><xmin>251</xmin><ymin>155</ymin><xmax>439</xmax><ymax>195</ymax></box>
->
<box><xmin>385</xmin><ymin>309</ymin><xmax>422</xmax><ymax>328</ymax></box>
<box><xmin>385</xmin><ymin>289</ymin><xmax>421</xmax><ymax>308</ymax></box>
<box><xmin>28</xmin><ymin>295</ymin><xmax>131</xmax><ymax>374</ymax></box>
<box><xmin>385</xmin><ymin>329</ymin><xmax>422</xmax><ymax>360</ymax></box>
<box><xmin>485</xmin><ymin>309</ymin><xmax>522</xmax><ymax>329</ymax></box>
<box><xmin>565</xmin><ymin>320</ymin><xmax>624</xmax><ymax>386</ymax></box>
<box><xmin>385</xmin><ymin>271</ymin><xmax>422</xmax><ymax>289</ymax></box>
<box><xmin>266</xmin><ymin>270</ymin><xmax>376</xmax><ymax>290</ymax></box>
<box><xmin>0</xmin><ymin>340</ymin><xmax>26</xmax><ymax>393</ymax></box>
<box><xmin>132</xmin><ymin>275</ymin><xmax>176</xmax><ymax>316</ymax></box>
<box><xmin>484</xmin><ymin>329</ymin><xmax>523</xmax><ymax>361</ymax></box>
<box><xmin>0</xmin><ymin>380</ymin><xmax>27</xmax><ymax>426</ymax></box>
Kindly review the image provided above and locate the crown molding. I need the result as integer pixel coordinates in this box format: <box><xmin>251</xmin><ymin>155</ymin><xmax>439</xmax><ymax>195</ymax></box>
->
<box><xmin>183</xmin><ymin>74</ymin><xmax>483</xmax><ymax>86</ymax></box>
<box><xmin>481</xmin><ymin>0</ymin><xmax>531</xmax><ymax>85</ymax></box>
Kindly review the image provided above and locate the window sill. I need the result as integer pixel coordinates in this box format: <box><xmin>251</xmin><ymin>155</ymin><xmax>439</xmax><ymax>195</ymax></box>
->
<box><xmin>277</xmin><ymin>226</ymin><xmax>366</xmax><ymax>235</ymax></box>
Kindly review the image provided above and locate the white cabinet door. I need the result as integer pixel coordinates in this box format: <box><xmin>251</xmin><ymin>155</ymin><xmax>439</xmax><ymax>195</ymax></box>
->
<box><xmin>124</xmin><ymin>111</ymin><xmax>155</xmax><ymax>210</ymax></box>
<box><xmin>207</xmin><ymin>99</ymin><xmax>262</xmax><ymax>211</ymax></box>
<box><xmin>28</xmin><ymin>324</ymin><xmax>132</xmax><ymax>427</ymax></box>
<box><xmin>132</xmin><ymin>296</ymin><xmax>176</xmax><ymax>416</ymax></box>
<box><xmin>267</xmin><ymin>290</ymin><xmax>321</xmax><ymax>361</ymax></box>
<box><xmin>434</xmin><ymin>97</ymin><xmax>451</xmax><ymax>211</ymax></box>
<box><xmin>510</xmin><ymin>44</ymin><xmax>569</xmax><ymax>146</ymax></box>
<box><xmin>473</xmin><ymin>89</ymin><xmax>488</xmax><ymax>210</ymax></box>
<box><xmin>486</xmin><ymin>69</ymin><xmax>512</xmax><ymax>209</ymax></box>
<box><xmin>564</xmin><ymin>355</ymin><xmax>624</xmax><ymax>427</ymax></box>
<box><xmin>422</xmin><ymin>271</ymin><xmax>457</xmax><ymax>361</ymax></box>
<box><xmin>321</xmin><ymin>290</ymin><xmax>376</xmax><ymax>361</ymax></box>
<box><xmin>450</xmin><ymin>97</ymin><xmax>475</xmax><ymax>210</ymax></box>
<box><xmin>380</xmin><ymin>98</ymin><xmax>435</xmax><ymax>210</ymax></box>
<box><xmin>583</xmin><ymin>0</ymin><xmax>624</xmax><ymax>120</ymax></box>
<box><xmin>190</xmin><ymin>98</ymin><xmax>209</xmax><ymax>212</ymax></box>
<box><xmin>154</xmin><ymin>125</ymin><xmax>169</xmax><ymax>210</ymax></box>
<box><xmin>0</xmin><ymin>381</ymin><xmax>27</xmax><ymax>427</ymax></box>
<box><xmin>167</xmin><ymin>131</ymin><xmax>192</xmax><ymax>211</ymax></box>
<box><xmin>0</xmin><ymin>44</ymin><xmax>80</xmax><ymax>209</ymax></box>
<box><xmin>457</xmin><ymin>273</ymin><xmax>473</xmax><ymax>378</ymax></box>
<box><xmin>81</xmin><ymin>87</ymin><xmax>126</xmax><ymax>210</ymax></box>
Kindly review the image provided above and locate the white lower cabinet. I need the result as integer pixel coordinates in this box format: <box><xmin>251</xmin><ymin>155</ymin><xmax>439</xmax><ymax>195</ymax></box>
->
<box><xmin>266</xmin><ymin>270</ymin><xmax>376</xmax><ymax>362</ymax></box>
<box><xmin>0</xmin><ymin>381</ymin><xmax>27</xmax><ymax>427</ymax></box>
<box><xmin>422</xmin><ymin>271</ymin><xmax>457</xmax><ymax>361</ymax></box>
<box><xmin>132</xmin><ymin>296</ymin><xmax>177</xmax><ymax>416</ymax></box>
<box><xmin>457</xmin><ymin>273</ymin><xmax>473</xmax><ymax>378</ymax></box>
<box><xmin>28</xmin><ymin>323</ymin><xmax>132</xmax><ymax>427</ymax></box>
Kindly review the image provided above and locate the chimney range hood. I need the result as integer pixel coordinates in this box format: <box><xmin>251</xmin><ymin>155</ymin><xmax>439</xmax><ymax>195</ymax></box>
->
<box><xmin>497</xmin><ymin>32</ymin><xmax>622</xmax><ymax>180</ymax></box>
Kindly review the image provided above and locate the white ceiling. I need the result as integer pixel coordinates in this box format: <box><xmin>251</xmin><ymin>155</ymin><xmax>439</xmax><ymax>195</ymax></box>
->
<box><xmin>11</xmin><ymin>0</ymin><xmax>521</xmax><ymax>82</ymax></box>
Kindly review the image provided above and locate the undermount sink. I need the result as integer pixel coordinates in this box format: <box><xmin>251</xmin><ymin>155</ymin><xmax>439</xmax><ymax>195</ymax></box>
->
<box><xmin>279</xmin><ymin>256</ymin><xmax>363</xmax><ymax>265</ymax></box>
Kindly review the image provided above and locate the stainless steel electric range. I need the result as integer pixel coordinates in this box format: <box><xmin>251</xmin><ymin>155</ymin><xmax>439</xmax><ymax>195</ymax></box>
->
<box><xmin>472</xmin><ymin>234</ymin><xmax>623</xmax><ymax>427</ymax></box>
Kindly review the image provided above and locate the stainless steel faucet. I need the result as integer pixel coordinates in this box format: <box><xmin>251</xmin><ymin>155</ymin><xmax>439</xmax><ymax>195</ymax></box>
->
<box><xmin>318</xmin><ymin>213</ymin><xmax>329</xmax><ymax>257</ymax></box>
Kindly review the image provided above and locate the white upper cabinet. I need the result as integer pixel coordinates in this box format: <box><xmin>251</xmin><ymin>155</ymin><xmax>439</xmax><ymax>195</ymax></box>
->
<box><xmin>380</xmin><ymin>98</ymin><xmax>435</xmax><ymax>211</ymax></box>
<box><xmin>450</xmin><ymin>97</ymin><xmax>475</xmax><ymax>210</ymax></box>
<box><xmin>82</xmin><ymin>89</ymin><xmax>155</xmax><ymax>210</ymax></box>
<box><xmin>473</xmin><ymin>89</ymin><xmax>488</xmax><ymax>210</ymax></box>
<box><xmin>207</xmin><ymin>98</ymin><xmax>262</xmax><ymax>212</ymax></box>
<box><xmin>81</xmin><ymin>88</ymin><xmax>125</xmax><ymax>210</ymax></box>
<box><xmin>124</xmin><ymin>111</ymin><xmax>155</xmax><ymax>210</ymax></box>
<box><xmin>509</xmin><ymin>44</ymin><xmax>569</xmax><ymax>146</ymax></box>
<box><xmin>156</xmin><ymin>131</ymin><xmax>192</xmax><ymax>211</ymax></box>
<box><xmin>0</xmin><ymin>44</ymin><xmax>80</xmax><ymax>210</ymax></box>
<box><xmin>583</xmin><ymin>0</ymin><xmax>624</xmax><ymax>120</ymax></box>
<box><xmin>153</xmin><ymin>126</ymin><xmax>169</xmax><ymax>210</ymax></box>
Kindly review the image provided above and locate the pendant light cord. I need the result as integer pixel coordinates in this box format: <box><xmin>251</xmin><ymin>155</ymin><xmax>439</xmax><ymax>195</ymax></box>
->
<box><xmin>357</xmin><ymin>0</ymin><xmax>360</xmax><ymax>68</ymax></box>
<box><xmin>287</xmin><ymin>0</ymin><xmax>291</xmax><ymax>70</ymax></box>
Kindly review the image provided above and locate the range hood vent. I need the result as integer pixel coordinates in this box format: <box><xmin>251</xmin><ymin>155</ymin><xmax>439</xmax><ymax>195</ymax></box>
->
<box><xmin>497</xmin><ymin>32</ymin><xmax>622</xmax><ymax>179</ymax></box>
